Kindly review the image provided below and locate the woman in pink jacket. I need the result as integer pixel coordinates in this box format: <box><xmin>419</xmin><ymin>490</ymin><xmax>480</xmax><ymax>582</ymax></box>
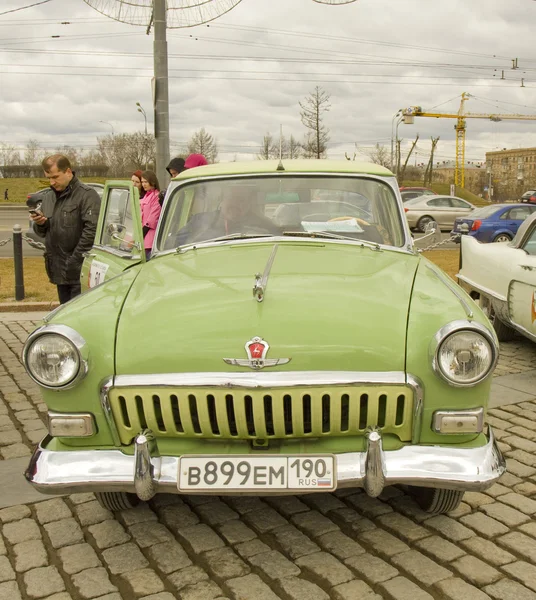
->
<box><xmin>140</xmin><ymin>171</ymin><xmax>162</xmax><ymax>260</ymax></box>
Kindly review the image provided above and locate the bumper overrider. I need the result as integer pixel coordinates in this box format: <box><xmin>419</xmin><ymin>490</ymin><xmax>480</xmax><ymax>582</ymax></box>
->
<box><xmin>25</xmin><ymin>428</ymin><xmax>505</xmax><ymax>500</ymax></box>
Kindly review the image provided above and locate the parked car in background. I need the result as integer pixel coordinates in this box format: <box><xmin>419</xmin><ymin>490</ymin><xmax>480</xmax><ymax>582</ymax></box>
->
<box><xmin>22</xmin><ymin>160</ymin><xmax>504</xmax><ymax>515</ymax></box>
<box><xmin>458</xmin><ymin>212</ymin><xmax>536</xmax><ymax>343</ymax></box>
<box><xmin>451</xmin><ymin>203</ymin><xmax>536</xmax><ymax>244</ymax></box>
<box><xmin>27</xmin><ymin>183</ymin><xmax>105</xmax><ymax>202</ymax></box>
<box><xmin>520</xmin><ymin>190</ymin><xmax>536</xmax><ymax>204</ymax></box>
<box><xmin>404</xmin><ymin>194</ymin><xmax>475</xmax><ymax>232</ymax></box>
<box><xmin>399</xmin><ymin>187</ymin><xmax>436</xmax><ymax>203</ymax></box>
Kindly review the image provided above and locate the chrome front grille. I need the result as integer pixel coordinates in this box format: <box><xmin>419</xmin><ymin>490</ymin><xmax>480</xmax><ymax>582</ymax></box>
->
<box><xmin>108</xmin><ymin>385</ymin><xmax>414</xmax><ymax>444</ymax></box>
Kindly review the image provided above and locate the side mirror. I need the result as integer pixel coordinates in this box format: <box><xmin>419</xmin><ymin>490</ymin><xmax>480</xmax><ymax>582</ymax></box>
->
<box><xmin>107</xmin><ymin>222</ymin><xmax>125</xmax><ymax>236</ymax></box>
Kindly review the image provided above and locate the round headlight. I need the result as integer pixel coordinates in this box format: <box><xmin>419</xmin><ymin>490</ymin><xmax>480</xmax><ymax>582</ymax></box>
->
<box><xmin>25</xmin><ymin>333</ymin><xmax>81</xmax><ymax>388</ymax></box>
<box><xmin>436</xmin><ymin>329</ymin><xmax>495</xmax><ymax>386</ymax></box>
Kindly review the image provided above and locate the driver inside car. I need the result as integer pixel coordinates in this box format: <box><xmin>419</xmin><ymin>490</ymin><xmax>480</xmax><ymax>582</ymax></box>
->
<box><xmin>174</xmin><ymin>187</ymin><xmax>280</xmax><ymax>245</ymax></box>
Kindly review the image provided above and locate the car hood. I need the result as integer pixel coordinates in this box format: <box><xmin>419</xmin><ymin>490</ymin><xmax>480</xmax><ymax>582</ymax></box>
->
<box><xmin>115</xmin><ymin>242</ymin><xmax>420</xmax><ymax>374</ymax></box>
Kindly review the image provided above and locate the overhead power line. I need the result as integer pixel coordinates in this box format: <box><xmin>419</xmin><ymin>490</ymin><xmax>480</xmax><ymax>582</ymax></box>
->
<box><xmin>0</xmin><ymin>0</ymin><xmax>53</xmax><ymax>17</ymax></box>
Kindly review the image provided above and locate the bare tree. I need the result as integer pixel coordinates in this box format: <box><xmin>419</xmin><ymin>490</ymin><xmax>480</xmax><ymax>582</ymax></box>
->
<box><xmin>423</xmin><ymin>136</ymin><xmax>440</xmax><ymax>186</ymax></box>
<box><xmin>287</xmin><ymin>135</ymin><xmax>301</xmax><ymax>159</ymax></box>
<box><xmin>365</xmin><ymin>143</ymin><xmax>390</xmax><ymax>168</ymax></box>
<box><xmin>23</xmin><ymin>139</ymin><xmax>41</xmax><ymax>165</ymax></box>
<box><xmin>258</xmin><ymin>133</ymin><xmax>278</xmax><ymax>160</ymax></box>
<box><xmin>187</xmin><ymin>127</ymin><xmax>218</xmax><ymax>163</ymax></box>
<box><xmin>0</xmin><ymin>143</ymin><xmax>20</xmax><ymax>166</ymax></box>
<box><xmin>398</xmin><ymin>135</ymin><xmax>420</xmax><ymax>182</ymax></box>
<box><xmin>55</xmin><ymin>145</ymin><xmax>79</xmax><ymax>166</ymax></box>
<box><xmin>97</xmin><ymin>133</ymin><xmax>156</xmax><ymax>176</ymax></box>
<box><xmin>299</xmin><ymin>86</ymin><xmax>330</xmax><ymax>159</ymax></box>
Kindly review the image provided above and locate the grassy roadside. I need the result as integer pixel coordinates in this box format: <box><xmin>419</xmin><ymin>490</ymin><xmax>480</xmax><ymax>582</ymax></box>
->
<box><xmin>1</xmin><ymin>250</ymin><xmax>460</xmax><ymax>304</ymax></box>
<box><xmin>1</xmin><ymin>177</ymin><xmax>108</xmax><ymax>204</ymax></box>
<box><xmin>0</xmin><ymin>258</ymin><xmax>56</xmax><ymax>302</ymax></box>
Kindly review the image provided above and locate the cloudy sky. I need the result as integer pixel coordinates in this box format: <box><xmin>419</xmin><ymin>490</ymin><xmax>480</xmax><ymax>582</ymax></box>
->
<box><xmin>1</xmin><ymin>0</ymin><xmax>536</xmax><ymax>167</ymax></box>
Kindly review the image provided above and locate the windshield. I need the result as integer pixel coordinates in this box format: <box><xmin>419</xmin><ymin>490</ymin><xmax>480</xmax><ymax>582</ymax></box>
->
<box><xmin>157</xmin><ymin>175</ymin><xmax>405</xmax><ymax>251</ymax></box>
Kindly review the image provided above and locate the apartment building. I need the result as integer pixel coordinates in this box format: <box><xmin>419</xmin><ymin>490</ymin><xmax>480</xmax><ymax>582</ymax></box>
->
<box><xmin>486</xmin><ymin>147</ymin><xmax>536</xmax><ymax>201</ymax></box>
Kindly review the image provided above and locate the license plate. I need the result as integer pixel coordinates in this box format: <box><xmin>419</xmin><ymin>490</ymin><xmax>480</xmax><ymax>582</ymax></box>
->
<box><xmin>178</xmin><ymin>455</ymin><xmax>336</xmax><ymax>492</ymax></box>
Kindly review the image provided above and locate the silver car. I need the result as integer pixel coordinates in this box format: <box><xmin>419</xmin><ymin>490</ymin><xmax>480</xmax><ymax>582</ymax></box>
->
<box><xmin>404</xmin><ymin>194</ymin><xmax>475</xmax><ymax>232</ymax></box>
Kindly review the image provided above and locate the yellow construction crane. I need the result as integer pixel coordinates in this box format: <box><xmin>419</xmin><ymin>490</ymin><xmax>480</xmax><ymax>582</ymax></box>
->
<box><xmin>402</xmin><ymin>93</ymin><xmax>536</xmax><ymax>187</ymax></box>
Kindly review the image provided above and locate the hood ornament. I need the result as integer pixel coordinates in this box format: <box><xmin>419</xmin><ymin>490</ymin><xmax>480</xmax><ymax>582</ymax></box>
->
<box><xmin>224</xmin><ymin>336</ymin><xmax>291</xmax><ymax>370</ymax></box>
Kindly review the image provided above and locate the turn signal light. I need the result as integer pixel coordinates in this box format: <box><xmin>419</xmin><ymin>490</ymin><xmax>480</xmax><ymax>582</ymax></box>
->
<box><xmin>404</xmin><ymin>207</ymin><xmax>409</xmax><ymax>213</ymax></box>
<box><xmin>471</xmin><ymin>219</ymin><xmax>482</xmax><ymax>231</ymax></box>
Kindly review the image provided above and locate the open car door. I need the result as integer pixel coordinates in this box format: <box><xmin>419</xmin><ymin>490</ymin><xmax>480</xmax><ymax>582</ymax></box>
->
<box><xmin>80</xmin><ymin>181</ymin><xmax>145</xmax><ymax>292</ymax></box>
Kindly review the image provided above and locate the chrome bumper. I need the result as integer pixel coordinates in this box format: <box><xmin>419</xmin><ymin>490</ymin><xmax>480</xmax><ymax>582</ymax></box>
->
<box><xmin>25</xmin><ymin>428</ymin><xmax>505</xmax><ymax>500</ymax></box>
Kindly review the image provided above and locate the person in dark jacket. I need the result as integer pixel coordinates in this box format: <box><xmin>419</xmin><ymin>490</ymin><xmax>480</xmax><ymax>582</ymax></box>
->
<box><xmin>159</xmin><ymin>157</ymin><xmax>187</xmax><ymax>206</ymax></box>
<box><xmin>166</xmin><ymin>157</ymin><xmax>186</xmax><ymax>178</ymax></box>
<box><xmin>30</xmin><ymin>154</ymin><xmax>101</xmax><ymax>304</ymax></box>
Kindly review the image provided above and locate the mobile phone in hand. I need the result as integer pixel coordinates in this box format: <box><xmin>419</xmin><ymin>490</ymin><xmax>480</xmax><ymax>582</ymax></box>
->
<box><xmin>29</xmin><ymin>209</ymin><xmax>42</xmax><ymax>217</ymax></box>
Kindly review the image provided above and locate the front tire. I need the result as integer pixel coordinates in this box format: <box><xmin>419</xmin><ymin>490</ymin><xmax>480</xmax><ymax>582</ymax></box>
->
<box><xmin>95</xmin><ymin>492</ymin><xmax>140</xmax><ymax>511</ymax></box>
<box><xmin>409</xmin><ymin>486</ymin><xmax>464</xmax><ymax>513</ymax></box>
<box><xmin>417</xmin><ymin>216</ymin><xmax>434</xmax><ymax>233</ymax></box>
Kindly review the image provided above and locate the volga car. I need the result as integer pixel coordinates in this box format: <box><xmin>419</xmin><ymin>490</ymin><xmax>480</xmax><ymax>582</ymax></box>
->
<box><xmin>23</xmin><ymin>160</ymin><xmax>505</xmax><ymax>514</ymax></box>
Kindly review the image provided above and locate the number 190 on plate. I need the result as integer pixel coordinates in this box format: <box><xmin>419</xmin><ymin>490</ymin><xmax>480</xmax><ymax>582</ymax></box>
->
<box><xmin>178</xmin><ymin>455</ymin><xmax>336</xmax><ymax>492</ymax></box>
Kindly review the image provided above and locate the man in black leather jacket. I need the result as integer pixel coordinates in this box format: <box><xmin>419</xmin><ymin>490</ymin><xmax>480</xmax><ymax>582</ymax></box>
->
<box><xmin>30</xmin><ymin>154</ymin><xmax>101</xmax><ymax>304</ymax></box>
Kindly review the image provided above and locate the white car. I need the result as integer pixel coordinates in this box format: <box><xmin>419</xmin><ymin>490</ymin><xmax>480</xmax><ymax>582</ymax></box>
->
<box><xmin>457</xmin><ymin>212</ymin><xmax>536</xmax><ymax>342</ymax></box>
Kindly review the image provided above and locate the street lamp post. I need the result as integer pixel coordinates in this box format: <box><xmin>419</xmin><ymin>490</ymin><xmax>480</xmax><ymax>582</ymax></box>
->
<box><xmin>391</xmin><ymin>109</ymin><xmax>402</xmax><ymax>171</ymax></box>
<box><xmin>99</xmin><ymin>120</ymin><xmax>114</xmax><ymax>136</ymax></box>
<box><xmin>136</xmin><ymin>102</ymin><xmax>149</xmax><ymax>171</ymax></box>
<box><xmin>136</xmin><ymin>102</ymin><xmax>148</xmax><ymax>135</ymax></box>
<box><xmin>395</xmin><ymin>116</ymin><xmax>406</xmax><ymax>178</ymax></box>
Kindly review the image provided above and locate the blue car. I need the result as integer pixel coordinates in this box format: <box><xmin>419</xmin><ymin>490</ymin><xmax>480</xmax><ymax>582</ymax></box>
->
<box><xmin>451</xmin><ymin>203</ymin><xmax>536</xmax><ymax>243</ymax></box>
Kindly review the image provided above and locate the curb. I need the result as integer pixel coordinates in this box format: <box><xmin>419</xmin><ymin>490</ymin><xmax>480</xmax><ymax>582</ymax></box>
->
<box><xmin>0</xmin><ymin>302</ymin><xmax>58</xmax><ymax>313</ymax></box>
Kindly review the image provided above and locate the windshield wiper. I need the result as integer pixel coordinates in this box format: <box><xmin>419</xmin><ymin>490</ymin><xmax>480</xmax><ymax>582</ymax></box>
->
<box><xmin>176</xmin><ymin>233</ymin><xmax>275</xmax><ymax>252</ymax></box>
<box><xmin>282</xmin><ymin>230</ymin><xmax>381</xmax><ymax>250</ymax></box>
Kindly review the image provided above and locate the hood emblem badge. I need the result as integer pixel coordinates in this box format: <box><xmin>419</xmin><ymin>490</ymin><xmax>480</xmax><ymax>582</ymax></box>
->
<box><xmin>223</xmin><ymin>336</ymin><xmax>291</xmax><ymax>370</ymax></box>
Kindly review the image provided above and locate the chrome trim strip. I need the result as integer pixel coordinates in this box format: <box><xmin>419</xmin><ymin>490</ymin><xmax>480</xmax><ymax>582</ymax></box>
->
<box><xmin>168</xmin><ymin>236</ymin><xmax>409</xmax><ymax>257</ymax></box>
<box><xmin>432</xmin><ymin>408</ymin><xmax>484</xmax><ymax>434</ymax></box>
<box><xmin>429</xmin><ymin>320</ymin><xmax>499</xmax><ymax>388</ymax></box>
<box><xmin>456</xmin><ymin>275</ymin><xmax>506</xmax><ymax>302</ymax></box>
<box><xmin>25</xmin><ymin>429</ymin><xmax>506</xmax><ymax>496</ymax></box>
<box><xmin>407</xmin><ymin>374</ymin><xmax>424</xmax><ymax>444</ymax></box>
<box><xmin>427</xmin><ymin>265</ymin><xmax>474</xmax><ymax>319</ymax></box>
<box><xmin>22</xmin><ymin>324</ymin><xmax>89</xmax><ymax>391</ymax></box>
<box><xmin>100</xmin><ymin>377</ymin><xmax>122</xmax><ymax>447</ymax></box>
<box><xmin>92</xmin><ymin>244</ymin><xmax>142</xmax><ymax>261</ymax></box>
<box><xmin>253</xmin><ymin>244</ymin><xmax>278</xmax><ymax>302</ymax></box>
<box><xmin>110</xmin><ymin>371</ymin><xmax>409</xmax><ymax>389</ymax></box>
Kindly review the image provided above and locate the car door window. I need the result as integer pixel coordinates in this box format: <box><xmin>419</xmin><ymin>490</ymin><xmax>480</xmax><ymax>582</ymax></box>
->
<box><xmin>100</xmin><ymin>188</ymin><xmax>138</xmax><ymax>254</ymax></box>
<box><xmin>521</xmin><ymin>226</ymin><xmax>536</xmax><ymax>255</ymax></box>
<box><xmin>428</xmin><ymin>198</ymin><xmax>451</xmax><ymax>207</ymax></box>
<box><xmin>507</xmin><ymin>207</ymin><xmax>531</xmax><ymax>221</ymax></box>
<box><xmin>449</xmin><ymin>198</ymin><xmax>470</xmax><ymax>208</ymax></box>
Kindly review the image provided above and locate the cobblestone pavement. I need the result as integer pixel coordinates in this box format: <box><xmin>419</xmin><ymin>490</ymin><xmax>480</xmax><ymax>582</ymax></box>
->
<box><xmin>1</xmin><ymin>319</ymin><xmax>536</xmax><ymax>600</ymax></box>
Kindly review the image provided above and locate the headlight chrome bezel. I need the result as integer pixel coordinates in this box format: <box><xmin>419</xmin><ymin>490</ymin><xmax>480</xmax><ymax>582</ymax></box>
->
<box><xmin>22</xmin><ymin>325</ymin><xmax>89</xmax><ymax>390</ymax></box>
<box><xmin>430</xmin><ymin>320</ymin><xmax>498</xmax><ymax>388</ymax></box>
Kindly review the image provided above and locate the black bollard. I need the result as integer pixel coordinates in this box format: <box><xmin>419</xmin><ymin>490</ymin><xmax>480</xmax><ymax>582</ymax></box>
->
<box><xmin>13</xmin><ymin>224</ymin><xmax>25</xmax><ymax>301</ymax></box>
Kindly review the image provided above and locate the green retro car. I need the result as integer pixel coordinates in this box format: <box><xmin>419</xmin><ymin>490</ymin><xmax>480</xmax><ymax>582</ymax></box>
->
<box><xmin>23</xmin><ymin>160</ymin><xmax>505</xmax><ymax>513</ymax></box>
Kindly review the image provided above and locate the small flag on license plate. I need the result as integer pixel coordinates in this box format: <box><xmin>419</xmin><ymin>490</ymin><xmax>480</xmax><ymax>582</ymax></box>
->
<box><xmin>317</xmin><ymin>478</ymin><xmax>333</xmax><ymax>487</ymax></box>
